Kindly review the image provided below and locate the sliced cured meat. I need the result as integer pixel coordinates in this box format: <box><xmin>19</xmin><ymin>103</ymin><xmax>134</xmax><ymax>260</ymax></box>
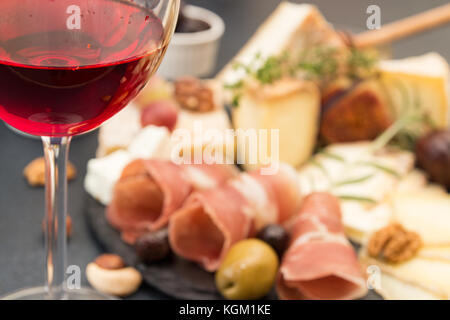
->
<box><xmin>169</xmin><ymin>164</ymin><xmax>302</xmax><ymax>271</ymax></box>
<box><xmin>277</xmin><ymin>192</ymin><xmax>367</xmax><ymax>300</ymax></box>
<box><xmin>106</xmin><ymin>159</ymin><xmax>236</xmax><ymax>244</ymax></box>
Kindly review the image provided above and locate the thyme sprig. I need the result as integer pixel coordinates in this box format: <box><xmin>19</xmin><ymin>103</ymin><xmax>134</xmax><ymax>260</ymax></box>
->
<box><xmin>225</xmin><ymin>45</ymin><xmax>378</xmax><ymax>106</ymax></box>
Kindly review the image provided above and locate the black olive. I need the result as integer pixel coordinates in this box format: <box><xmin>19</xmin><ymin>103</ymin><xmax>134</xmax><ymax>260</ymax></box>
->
<box><xmin>256</xmin><ymin>224</ymin><xmax>289</xmax><ymax>257</ymax></box>
<box><xmin>135</xmin><ymin>228</ymin><xmax>171</xmax><ymax>263</ymax></box>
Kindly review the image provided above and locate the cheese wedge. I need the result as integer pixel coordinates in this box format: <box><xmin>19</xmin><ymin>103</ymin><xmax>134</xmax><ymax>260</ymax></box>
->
<box><xmin>233</xmin><ymin>79</ymin><xmax>320</xmax><ymax>170</ymax></box>
<box><xmin>392</xmin><ymin>193</ymin><xmax>450</xmax><ymax>245</ymax></box>
<box><xmin>217</xmin><ymin>2</ymin><xmax>342</xmax><ymax>85</ymax></box>
<box><xmin>378</xmin><ymin>53</ymin><xmax>450</xmax><ymax>128</ymax></box>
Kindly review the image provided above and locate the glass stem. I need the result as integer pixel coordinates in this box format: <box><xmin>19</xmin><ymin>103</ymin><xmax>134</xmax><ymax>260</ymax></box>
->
<box><xmin>42</xmin><ymin>136</ymin><xmax>71</xmax><ymax>300</ymax></box>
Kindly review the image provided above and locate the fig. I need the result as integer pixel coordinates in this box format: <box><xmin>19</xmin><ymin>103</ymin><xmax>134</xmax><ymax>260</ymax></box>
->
<box><xmin>415</xmin><ymin>130</ymin><xmax>450</xmax><ymax>190</ymax></box>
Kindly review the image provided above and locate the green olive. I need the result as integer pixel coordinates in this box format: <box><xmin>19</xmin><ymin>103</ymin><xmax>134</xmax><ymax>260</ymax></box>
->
<box><xmin>215</xmin><ymin>239</ymin><xmax>279</xmax><ymax>300</ymax></box>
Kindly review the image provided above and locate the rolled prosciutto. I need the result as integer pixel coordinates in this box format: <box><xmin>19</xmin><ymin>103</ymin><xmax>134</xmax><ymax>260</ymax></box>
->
<box><xmin>106</xmin><ymin>159</ymin><xmax>237</xmax><ymax>244</ymax></box>
<box><xmin>169</xmin><ymin>164</ymin><xmax>302</xmax><ymax>272</ymax></box>
<box><xmin>277</xmin><ymin>192</ymin><xmax>367</xmax><ymax>300</ymax></box>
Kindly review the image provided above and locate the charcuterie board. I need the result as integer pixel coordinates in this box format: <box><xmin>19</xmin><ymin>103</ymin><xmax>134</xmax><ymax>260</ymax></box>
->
<box><xmin>85</xmin><ymin>194</ymin><xmax>382</xmax><ymax>300</ymax></box>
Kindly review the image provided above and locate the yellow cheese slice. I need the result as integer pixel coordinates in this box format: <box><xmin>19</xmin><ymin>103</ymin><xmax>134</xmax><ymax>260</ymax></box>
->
<box><xmin>378</xmin><ymin>53</ymin><xmax>450</xmax><ymax>128</ymax></box>
<box><xmin>376</xmin><ymin>273</ymin><xmax>442</xmax><ymax>300</ymax></box>
<box><xmin>419</xmin><ymin>246</ymin><xmax>450</xmax><ymax>262</ymax></box>
<box><xmin>360</xmin><ymin>252</ymin><xmax>448</xmax><ymax>300</ymax></box>
<box><xmin>392</xmin><ymin>193</ymin><xmax>450</xmax><ymax>245</ymax></box>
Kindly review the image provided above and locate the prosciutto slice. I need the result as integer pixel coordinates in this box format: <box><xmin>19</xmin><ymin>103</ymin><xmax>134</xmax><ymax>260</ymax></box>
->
<box><xmin>106</xmin><ymin>159</ymin><xmax>237</xmax><ymax>244</ymax></box>
<box><xmin>277</xmin><ymin>192</ymin><xmax>367</xmax><ymax>300</ymax></box>
<box><xmin>169</xmin><ymin>164</ymin><xmax>302</xmax><ymax>271</ymax></box>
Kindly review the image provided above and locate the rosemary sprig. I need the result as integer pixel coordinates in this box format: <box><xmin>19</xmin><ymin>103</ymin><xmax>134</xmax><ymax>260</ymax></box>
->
<box><xmin>337</xmin><ymin>195</ymin><xmax>377</xmax><ymax>204</ymax></box>
<box><xmin>309</xmin><ymin>158</ymin><xmax>329</xmax><ymax>177</ymax></box>
<box><xmin>333</xmin><ymin>174</ymin><xmax>374</xmax><ymax>187</ymax></box>
<box><xmin>356</xmin><ymin>161</ymin><xmax>401</xmax><ymax>178</ymax></box>
<box><xmin>318</xmin><ymin>149</ymin><xmax>345</xmax><ymax>162</ymax></box>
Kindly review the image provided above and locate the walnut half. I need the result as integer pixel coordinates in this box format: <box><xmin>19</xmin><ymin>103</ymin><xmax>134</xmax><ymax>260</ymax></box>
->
<box><xmin>368</xmin><ymin>224</ymin><xmax>422</xmax><ymax>263</ymax></box>
<box><xmin>174</xmin><ymin>76</ymin><xmax>215</xmax><ymax>112</ymax></box>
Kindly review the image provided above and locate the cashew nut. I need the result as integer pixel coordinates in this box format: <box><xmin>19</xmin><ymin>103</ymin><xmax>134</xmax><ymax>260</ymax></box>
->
<box><xmin>86</xmin><ymin>262</ymin><xmax>142</xmax><ymax>297</ymax></box>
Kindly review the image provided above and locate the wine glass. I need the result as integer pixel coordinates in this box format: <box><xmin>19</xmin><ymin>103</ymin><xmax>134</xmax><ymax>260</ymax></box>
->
<box><xmin>0</xmin><ymin>0</ymin><xmax>179</xmax><ymax>299</ymax></box>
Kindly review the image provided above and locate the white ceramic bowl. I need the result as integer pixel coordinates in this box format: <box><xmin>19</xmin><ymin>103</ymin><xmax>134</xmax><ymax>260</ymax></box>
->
<box><xmin>157</xmin><ymin>5</ymin><xmax>225</xmax><ymax>79</ymax></box>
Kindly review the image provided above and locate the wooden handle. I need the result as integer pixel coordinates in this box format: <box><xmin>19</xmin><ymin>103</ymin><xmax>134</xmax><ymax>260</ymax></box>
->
<box><xmin>353</xmin><ymin>3</ymin><xmax>450</xmax><ymax>48</ymax></box>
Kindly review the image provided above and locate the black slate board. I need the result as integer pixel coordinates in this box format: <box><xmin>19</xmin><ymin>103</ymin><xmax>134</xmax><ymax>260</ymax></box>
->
<box><xmin>85</xmin><ymin>194</ymin><xmax>381</xmax><ymax>300</ymax></box>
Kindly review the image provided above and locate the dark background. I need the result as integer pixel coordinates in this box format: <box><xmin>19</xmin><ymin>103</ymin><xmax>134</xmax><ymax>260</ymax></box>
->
<box><xmin>0</xmin><ymin>0</ymin><xmax>448</xmax><ymax>299</ymax></box>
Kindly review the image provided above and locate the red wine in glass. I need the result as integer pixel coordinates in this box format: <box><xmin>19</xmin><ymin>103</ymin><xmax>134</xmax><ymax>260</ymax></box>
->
<box><xmin>0</xmin><ymin>0</ymin><xmax>179</xmax><ymax>300</ymax></box>
<box><xmin>0</xmin><ymin>0</ymin><xmax>167</xmax><ymax>136</ymax></box>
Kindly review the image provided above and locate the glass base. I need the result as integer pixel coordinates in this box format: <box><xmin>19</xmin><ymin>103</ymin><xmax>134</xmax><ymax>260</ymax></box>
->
<box><xmin>1</xmin><ymin>287</ymin><xmax>117</xmax><ymax>300</ymax></box>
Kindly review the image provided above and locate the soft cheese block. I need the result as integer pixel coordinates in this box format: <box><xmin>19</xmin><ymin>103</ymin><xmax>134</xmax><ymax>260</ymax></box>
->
<box><xmin>84</xmin><ymin>150</ymin><xmax>132</xmax><ymax>205</ymax></box>
<box><xmin>128</xmin><ymin>125</ymin><xmax>171</xmax><ymax>160</ymax></box>
<box><xmin>378</xmin><ymin>53</ymin><xmax>450</xmax><ymax>128</ymax></box>
<box><xmin>233</xmin><ymin>79</ymin><xmax>320</xmax><ymax>170</ymax></box>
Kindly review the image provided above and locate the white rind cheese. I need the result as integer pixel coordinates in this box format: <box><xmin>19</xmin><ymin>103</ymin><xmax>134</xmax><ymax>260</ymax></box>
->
<box><xmin>217</xmin><ymin>2</ymin><xmax>342</xmax><ymax>85</ymax></box>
